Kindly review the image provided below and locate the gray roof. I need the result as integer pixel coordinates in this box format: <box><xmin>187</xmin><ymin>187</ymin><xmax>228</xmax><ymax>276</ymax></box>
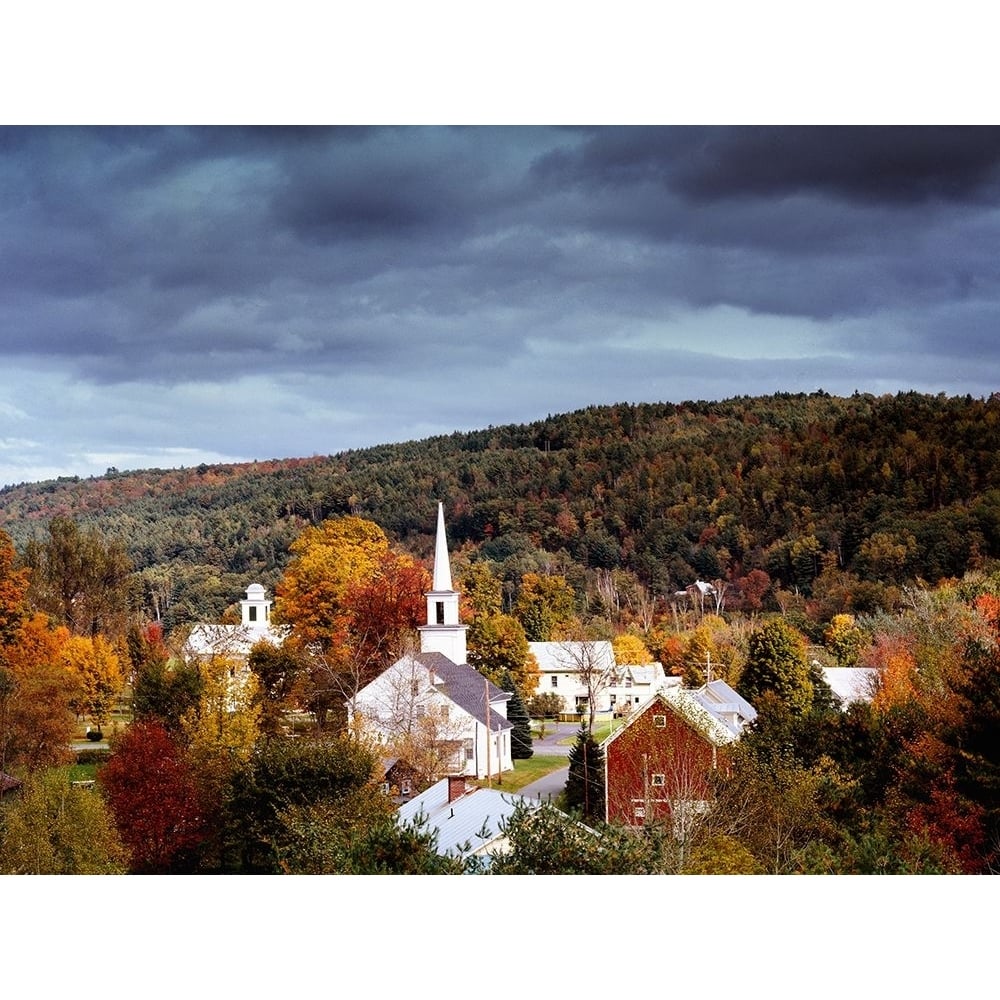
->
<box><xmin>397</xmin><ymin>778</ymin><xmax>536</xmax><ymax>858</ymax></box>
<box><xmin>695</xmin><ymin>679</ymin><xmax>758</xmax><ymax>725</ymax></box>
<box><xmin>415</xmin><ymin>652</ymin><xmax>512</xmax><ymax>733</ymax></box>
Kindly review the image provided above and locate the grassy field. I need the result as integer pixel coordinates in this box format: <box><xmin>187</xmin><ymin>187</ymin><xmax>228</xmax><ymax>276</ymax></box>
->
<box><xmin>557</xmin><ymin>717</ymin><xmax>624</xmax><ymax>745</ymax></box>
<box><xmin>474</xmin><ymin>754</ymin><xmax>566</xmax><ymax>793</ymax></box>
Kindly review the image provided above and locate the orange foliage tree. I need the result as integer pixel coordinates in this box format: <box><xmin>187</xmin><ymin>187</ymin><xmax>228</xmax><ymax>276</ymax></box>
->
<box><xmin>275</xmin><ymin>516</ymin><xmax>430</xmax><ymax>726</ymax></box>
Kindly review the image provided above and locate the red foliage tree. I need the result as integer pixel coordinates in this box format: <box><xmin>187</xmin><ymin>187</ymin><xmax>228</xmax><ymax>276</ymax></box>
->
<box><xmin>100</xmin><ymin>720</ymin><xmax>207</xmax><ymax>873</ymax></box>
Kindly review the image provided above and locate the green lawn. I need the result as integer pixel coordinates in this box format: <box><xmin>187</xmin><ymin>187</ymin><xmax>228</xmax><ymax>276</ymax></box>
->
<box><xmin>474</xmin><ymin>754</ymin><xmax>566</xmax><ymax>793</ymax></box>
<box><xmin>558</xmin><ymin>717</ymin><xmax>624</xmax><ymax>745</ymax></box>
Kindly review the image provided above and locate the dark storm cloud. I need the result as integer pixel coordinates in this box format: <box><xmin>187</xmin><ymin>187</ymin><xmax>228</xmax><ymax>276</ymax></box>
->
<box><xmin>1</xmin><ymin>125</ymin><xmax>998</xmax><ymax>486</ymax></box>
<box><xmin>536</xmin><ymin>126</ymin><xmax>1000</xmax><ymax>204</ymax></box>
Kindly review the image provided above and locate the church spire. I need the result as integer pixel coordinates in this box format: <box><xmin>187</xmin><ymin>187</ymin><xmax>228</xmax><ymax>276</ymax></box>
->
<box><xmin>419</xmin><ymin>502</ymin><xmax>467</xmax><ymax>664</ymax></box>
<box><xmin>432</xmin><ymin>501</ymin><xmax>453</xmax><ymax>592</ymax></box>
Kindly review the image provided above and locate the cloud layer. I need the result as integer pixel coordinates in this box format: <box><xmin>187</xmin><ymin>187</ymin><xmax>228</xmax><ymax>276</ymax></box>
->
<box><xmin>2</xmin><ymin>126</ymin><xmax>999</xmax><ymax>487</ymax></box>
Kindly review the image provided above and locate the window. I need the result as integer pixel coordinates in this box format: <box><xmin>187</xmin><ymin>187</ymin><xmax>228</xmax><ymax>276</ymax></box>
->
<box><xmin>248</xmin><ymin>606</ymin><xmax>257</xmax><ymax>622</ymax></box>
<box><xmin>436</xmin><ymin>601</ymin><xmax>445</xmax><ymax>625</ymax></box>
<box><xmin>464</xmin><ymin>739</ymin><xmax>474</xmax><ymax>762</ymax></box>
<box><xmin>653</xmin><ymin>714</ymin><xmax>666</xmax><ymax>728</ymax></box>
<box><xmin>411</xmin><ymin>679</ymin><xmax>420</xmax><ymax>697</ymax></box>
<box><xmin>551</xmin><ymin>675</ymin><xmax>558</xmax><ymax>688</ymax></box>
<box><xmin>440</xmin><ymin>704</ymin><xmax>449</xmax><ymax>721</ymax></box>
<box><xmin>415</xmin><ymin>705</ymin><xmax>425</xmax><ymax>718</ymax></box>
<box><xmin>400</xmin><ymin>779</ymin><xmax>412</xmax><ymax>796</ymax></box>
<box><xmin>634</xmin><ymin>805</ymin><xmax>646</xmax><ymax>818</ymax></box>
<box><xmin>380</xmin><ymin>781</ymin><xmax>390</xmax><ymax>795</ymax></box>
<box><xmin>651</xmin><ymin>773</ymin><xmax>665</xmax><ymax>787</ymax></box>
<box><xmin>625</xmin><ymin>677</ymin><xmax>632</xmax><ymax>688</ymax></box>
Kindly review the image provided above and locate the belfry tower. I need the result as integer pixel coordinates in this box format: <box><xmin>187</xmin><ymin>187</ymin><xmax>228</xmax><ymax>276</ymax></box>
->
<box><xmin>418</xmin><ymin>502</ymin><xmax>468</xmax><ymax>664</ymax></box>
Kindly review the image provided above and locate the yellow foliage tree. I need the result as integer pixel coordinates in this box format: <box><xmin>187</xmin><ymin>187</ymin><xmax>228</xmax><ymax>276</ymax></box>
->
<box><xmin>181</xmin><ymin>656</ymin><xmax>260</xmax><ymax>802</ymax></box>
<box><xmin>612</xmin><ymin>633</ymin><xmax>652</xmax><ymax>666</ymax></box>
<box><xmin>59</xmin><ymin>634</ymin><xmax>124</xmax><ymax>731</ymax></box>
<box><xmin>275</xmin><ymin>516</ymin><xmax>391</xmax><ymax>650</ymax></box>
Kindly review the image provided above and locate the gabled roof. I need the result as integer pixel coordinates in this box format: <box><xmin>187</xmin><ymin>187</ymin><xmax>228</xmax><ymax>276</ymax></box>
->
<box><xmin>604</xmin><ymin>689</ymin><xmax>740</xmax><ymax>750</ymax></box>
<box><xmin>528</xmin><ymin>641</ymin><xmax>616</xmax><ymax>674</ymax></box>
<box><xmin>185</xmin><ymin>622</ymin><xmax>289</xmax><ymax>658</ymax></box>
<box><xmin>617</xmin><ymin>663</ymin><xmax>664</xmax><ymax>686</ymax></box>
<box><xmin>414</xmin><ymin>652</ymin><xmax>512</xmax><ymax>733</ymax></box>
<box><xmin>822</xmin><ymin>666</ymin><xmax>878</xmax><ymax>706</ymax></box>
<box><xmin>397</xmin><ymin>778</ymin><xmax>537</xmax><ymax>858</ymax></box>
<box><xmin>693</xmin><ymin>679</ymin><xmax>758</xmax><ymax>729</ymax></box>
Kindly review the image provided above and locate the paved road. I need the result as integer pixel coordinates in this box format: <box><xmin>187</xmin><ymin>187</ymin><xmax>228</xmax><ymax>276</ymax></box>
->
<box><xmin>517</xmin><ymin>720</ymin><xmax>577</xmax><ymax>803</ymax></box>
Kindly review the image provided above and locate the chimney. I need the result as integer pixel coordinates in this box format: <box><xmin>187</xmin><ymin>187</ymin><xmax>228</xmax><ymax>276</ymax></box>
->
<box><xmin>447</xmin><ymin>774</ymin><xmax>467</xmax><ymax>803</ymax></box>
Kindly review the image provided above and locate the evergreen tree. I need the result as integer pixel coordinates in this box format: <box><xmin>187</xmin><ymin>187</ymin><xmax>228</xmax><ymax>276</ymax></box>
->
<box><xmin>565</xmin><ymin>724</ymin><xmax>605</xmax><ymax>822</ymax></box>
<box><xmin>501</xmin><ymin>673</ymin><xmax>533</xmax><ymax>760</ymax></box>
<box><xmin>742</xmin><ymin>619</ymin><xmax>814</xmax><ymax>714</ymax></box>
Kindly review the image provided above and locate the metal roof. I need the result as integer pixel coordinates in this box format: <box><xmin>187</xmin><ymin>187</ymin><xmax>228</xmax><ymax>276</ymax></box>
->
<box><xmin>397</xmin><ymin>779</ymin><xmax>537</xmax><ymax>858</ymax></box>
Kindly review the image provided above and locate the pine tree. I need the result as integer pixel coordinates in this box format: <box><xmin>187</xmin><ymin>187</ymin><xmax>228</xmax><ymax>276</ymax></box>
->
<box><xmin>504</xmin><ymin>679</ymin><xmax>534</xmax><ymax>760</ymax></box>
<box><xmin>565</xmin><ymin>724</ymin><xmax>605</xmax><ymax>822</ymax></box>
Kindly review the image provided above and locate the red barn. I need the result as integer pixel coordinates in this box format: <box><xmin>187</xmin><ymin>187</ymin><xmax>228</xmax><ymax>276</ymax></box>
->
<box><xmin>602</xmin><ymin>687</ymin><xmax>746</xmax><ymax>827</ymax></box>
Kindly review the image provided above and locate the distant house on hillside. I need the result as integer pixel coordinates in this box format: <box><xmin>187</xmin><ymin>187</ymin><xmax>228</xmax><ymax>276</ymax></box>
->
<box><xmin>821</xmin><ymin>666</ymin><xmax>878</xmax><ymax>708</ymax></box>
<box><xmin>183</xmin><ymin>583</ymin><xmax>289</xmax><ymax>662</ymax></box>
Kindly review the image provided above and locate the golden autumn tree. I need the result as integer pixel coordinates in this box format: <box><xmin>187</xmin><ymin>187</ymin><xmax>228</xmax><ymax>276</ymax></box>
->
<box><xmin>275</xmin><ymin>516</ymin><xmax>429</xmax><ymax>727</ymax></box>
<box><xmin>59</xmin><ymin>634</ymin><xmax>125</xmax><ymax>732</ymax></box>
<box><xmin>1</xmin><ymin>614</ymin><xmax>75</xmax><ymax>770</ymax></box>
<box><xmin>181</xmin><ymin>655</ymin><xmax>260</xmax><ymax>806</ymax></box>
<box><xmin>275</xmin><ymin>516</ymin><xmax>391</xmax><ymax>651</ymax></box>
<box><xmin>612</xmin><ymin>633</ymin><xmax>652</xmax><ymax>666</ymax></box>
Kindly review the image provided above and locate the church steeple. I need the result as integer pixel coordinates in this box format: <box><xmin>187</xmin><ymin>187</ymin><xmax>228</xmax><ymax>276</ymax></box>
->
<box><xmin>419</xmin><ymin>502</ymin><xmax>468</xmax><ymax>664</ymax></box>
<box><xmin>432</xmin><ymin>501</ymin><xmax>453</xmax><ymax>592</ymax></box>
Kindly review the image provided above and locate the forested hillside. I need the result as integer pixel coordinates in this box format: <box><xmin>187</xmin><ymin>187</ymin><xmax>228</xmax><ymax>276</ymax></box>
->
<box><xmin>2</xmin><ymin>391</ymin><xmax>1000</xmax><ymax>632</ymax></box>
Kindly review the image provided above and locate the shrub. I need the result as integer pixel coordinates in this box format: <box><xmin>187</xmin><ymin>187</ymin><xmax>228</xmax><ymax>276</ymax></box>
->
<box><xmin>527</xmin><ymin>692</ymin><xmax>564</xmax><ymax>718</ymax></box>
<box><xmin>86</xmin><ymin>730</ymin><xmax>104</xmax><ymax>742</ymax></box>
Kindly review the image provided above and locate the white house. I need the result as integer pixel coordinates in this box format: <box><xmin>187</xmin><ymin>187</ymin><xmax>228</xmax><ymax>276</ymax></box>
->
<box><xmin>183</xmin><ymin>583</ymin><xmax>289</xmax><ymax>662</ymax></box>
<box><xmin>349</xmin><ymin>503</ymin><xmax>514</xmax><ymax>780</ymax></box>
<box><xmin>528</xmin><ymin>640</ymin><xmax>666</xmax><ymax>715</ymax></box>
<box><xmin>821</xmin><ymin>666</ymin><xmax>878</xmax><ymax>708</ymax></box>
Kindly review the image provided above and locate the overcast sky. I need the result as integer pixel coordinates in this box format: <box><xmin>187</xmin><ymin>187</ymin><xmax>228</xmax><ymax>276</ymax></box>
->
<box><xmin>2</xmin><ymin>125</ymin><xmax>999</xmax><ymax>488</ymax></box>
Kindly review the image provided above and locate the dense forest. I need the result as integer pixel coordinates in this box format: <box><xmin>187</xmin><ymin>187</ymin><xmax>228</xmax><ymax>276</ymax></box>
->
<box><xmin>2</xmin><ymin>390</ymin><xmax>1000</xmax><ymax>634</ymax></box>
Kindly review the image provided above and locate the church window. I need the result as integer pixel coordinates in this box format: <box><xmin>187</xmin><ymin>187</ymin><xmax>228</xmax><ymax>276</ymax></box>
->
<box><xmin>435</xmin><ymin>601</ymin><xmax>445</xmax><ymax>624</ymax></box>
<box><xmin>248</xmin><ymin>606</ymin><xmax>257</xmax><ymax>622</ymax></box>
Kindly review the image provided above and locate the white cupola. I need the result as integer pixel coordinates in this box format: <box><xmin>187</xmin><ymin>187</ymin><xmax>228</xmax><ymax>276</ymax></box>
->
<box><xmin>241</xmin><ymin>583</ymin><xmax>272</xmax><ymax>632</ymax></box>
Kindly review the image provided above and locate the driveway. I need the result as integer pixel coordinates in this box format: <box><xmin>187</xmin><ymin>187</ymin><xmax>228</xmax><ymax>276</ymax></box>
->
<box><xmin>517</xmin><ymin>720</ymin><xmax>577</xmax><ymax>803</ymax></box>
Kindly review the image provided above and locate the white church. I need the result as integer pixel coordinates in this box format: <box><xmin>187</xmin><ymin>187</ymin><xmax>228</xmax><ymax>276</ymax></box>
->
<box><xmin>183</xmin><ymin>582</ymin><xmax>289</xmax><ymax>662</ymax></box>
<box><xmin>348</xmin><ymin>503</ymin><xmax>514</xmax><ymax>780</ymax></box>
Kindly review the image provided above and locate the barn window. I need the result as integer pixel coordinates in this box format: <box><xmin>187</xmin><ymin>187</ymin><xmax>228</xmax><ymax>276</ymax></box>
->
<box><xmin>634</xmin><ymin>805</ymin><xmax>646</xmax><ymax>818</ymax></box>
<box><xmin>551</xmin><ymin>676</ymin><xmax>558</xmax><ymax>688</ymax></box>
<box><xmin>651</xmin><ymin>773</ymin><xmax>665</xmax><ymax>786</ymax></box>
<box><xmin>653</xmin><ymin>714</ymin><xmax>666</xmax><ymax>728</ymax></box>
